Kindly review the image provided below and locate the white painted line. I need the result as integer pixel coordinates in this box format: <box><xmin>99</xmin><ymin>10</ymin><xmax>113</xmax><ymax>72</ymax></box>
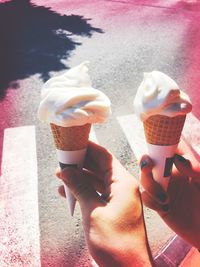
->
<box><xmin>117</xmin><ymin>114</ymin><xmax>147</xmax><ymax>160</ymax></box>
<box><xmin>0</xmin><ymin>126</ymin><xmax>41</xmax><ymax>267</ymax></box>
<box><xmin>89</xmin><ymin>126</ymin><xmax>99</xmax><ymax>144</ymax></box>
<box><xmin>182</xmin><ymin>113</ymin><xmax>200</xmax><ymax>155</ymax></box>
<box><xmin>154</xmin><ymin>235</ymin><xmax>177</xmax><ymax>259</ymax></box>
<box><xmin>117</xmin><ymin>113</ymin><xmax>200</xmax><ymax>160</ymax></box>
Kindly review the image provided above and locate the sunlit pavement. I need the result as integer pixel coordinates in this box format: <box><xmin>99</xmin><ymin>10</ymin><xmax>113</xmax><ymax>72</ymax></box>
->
<box><xmin>0</xmin><ymin>0</ymin><xmax>200</xmax><ymax>266</ymax></box>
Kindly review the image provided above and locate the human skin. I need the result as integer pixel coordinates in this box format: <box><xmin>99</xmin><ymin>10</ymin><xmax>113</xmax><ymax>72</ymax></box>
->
<box><xmin>56</xmin><ymin>141</ymin><xmax>153</xmax><ymax>267</ymax></box>
<box><xmin>140</xmin><ymin>140</ymin><xmax>200</xmax><ymax>249</ymax></box>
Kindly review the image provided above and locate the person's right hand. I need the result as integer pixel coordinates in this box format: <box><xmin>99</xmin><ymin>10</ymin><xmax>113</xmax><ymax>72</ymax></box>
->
<box><xmin>140</xmin><ymin>140</ymin><xmax>200</xmax><ymax>249</ymax></box>
<box><xmin>56</xmin><ymin>141</ymin><xmax>153</xmax><ymax>267</ymax></box>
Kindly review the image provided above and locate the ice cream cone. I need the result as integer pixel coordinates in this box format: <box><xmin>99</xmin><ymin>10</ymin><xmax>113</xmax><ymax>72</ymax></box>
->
<box><xmin>50</xmin><ymin>123</ymin><xmax>91</xmax><ymax>151</ymax></box>
<box><xmin>133</xmin><ymin>71</ymin><xmax>192</xmax><ymax>190</ymax></box>
<box><xmin>38</xmin><ymin>62</ymin><xmax>111</xmax><ymax>218</ymax></box>
<box><xmin>50</xmin><ymin>123</ymin><xmax>91</xmax><ymax>215</ymax></box>
<box><xmin>143</xmin><ymin>114</ymin><xmax>186</xmax><ymax>146</ymax></box>
<box><xmin>143</xmin><ymin>115</ymin><xmax>186</xmax><ymax>190</ymax></box>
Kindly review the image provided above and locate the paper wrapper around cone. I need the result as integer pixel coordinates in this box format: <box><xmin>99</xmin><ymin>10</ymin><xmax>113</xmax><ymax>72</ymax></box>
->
<box><xmin>143</xmin><ymin>115</ymin><xmax>186</xmax><ymax>190</ymax></box>
<box><xmin>50</xmin><ymin>123</ymin><xmax>91</xmax><ymax>215</ymax></box>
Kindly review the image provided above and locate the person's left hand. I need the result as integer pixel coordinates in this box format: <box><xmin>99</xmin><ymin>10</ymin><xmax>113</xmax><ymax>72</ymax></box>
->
<box><xmin>140</xmin><ymin>140</ymin><xmax>200</xmax><ymax>249</ymax></box>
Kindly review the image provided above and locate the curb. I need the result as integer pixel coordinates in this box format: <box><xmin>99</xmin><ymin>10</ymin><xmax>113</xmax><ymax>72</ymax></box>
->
<box><xmin>154</xmin><ymin>235</ymin><xmax>192</xmax><ymax>267</ymax></box>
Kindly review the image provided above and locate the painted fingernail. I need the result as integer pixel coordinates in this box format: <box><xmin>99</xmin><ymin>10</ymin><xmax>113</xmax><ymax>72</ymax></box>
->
<box><xmin>175</xmin><ymin>154</ymin><xmax>188</xmax><ymax>164</ymax></box>
<box><xmin>162</xmin><ymin>204</ymin><xmax>169</xmax><ymax>212</ymax></box>
<box><xmin>158</xmin><ymin>192</ymin><xmax>167</xmax><ymax>203</ymax></box>
<box><xmin>140</xmin><ymin>160</ymin><xmax>148</xmax><ymax>169</ymax></box>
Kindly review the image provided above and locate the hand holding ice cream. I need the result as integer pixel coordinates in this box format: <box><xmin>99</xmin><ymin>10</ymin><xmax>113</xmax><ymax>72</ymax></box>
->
<box><xmin>134</xmin><ymin>71</ymin><xmax>192</xmax><ymax>190</ymax></box>
<box><xmin>38</xmin><ymin>61</ymin><xmax>111</xmax><ymax>215</ymax></box>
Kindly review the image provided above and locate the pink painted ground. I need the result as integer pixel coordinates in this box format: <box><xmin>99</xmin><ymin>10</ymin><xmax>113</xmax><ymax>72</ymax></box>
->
<box><xmin>0</xmin><ymin>0</ymin><xmax>199</xmax><ymax>266</ymax></box>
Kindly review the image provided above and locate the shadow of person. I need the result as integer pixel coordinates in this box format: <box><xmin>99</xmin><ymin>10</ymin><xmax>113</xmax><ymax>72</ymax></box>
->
<box><xmin>0</xmin><ymin>0</ymin><xmax>103</xmax><ymax>99</ymax></box>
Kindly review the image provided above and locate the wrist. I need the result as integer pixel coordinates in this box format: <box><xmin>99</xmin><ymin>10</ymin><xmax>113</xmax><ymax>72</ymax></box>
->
<box><xmin>110</xmin><ymin>235</ymin><xmax>153</xmax><ymax>267</ymax></box>
<box><xmin>90</xmin><ymin>231</ymin><xmax>153</xmax><ymax>267</ymax></box>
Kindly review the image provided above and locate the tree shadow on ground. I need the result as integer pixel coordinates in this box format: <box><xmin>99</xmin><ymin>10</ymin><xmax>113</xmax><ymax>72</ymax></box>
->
<box><xmin>0</xmin><ymin>0</ymin><xmax>103</xmax><ymax>99</ymax></box>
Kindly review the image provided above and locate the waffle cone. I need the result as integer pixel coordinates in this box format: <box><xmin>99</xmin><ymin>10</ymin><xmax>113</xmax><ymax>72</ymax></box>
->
<box><xmin>143</xmin><ymin>115</ymin><xmax>186</xmax><ymax>146</ymax></box>
<box><xmin>50</xmin><ymin>123</ymin><xmax>91</xmax><ymax>151</ymax></box>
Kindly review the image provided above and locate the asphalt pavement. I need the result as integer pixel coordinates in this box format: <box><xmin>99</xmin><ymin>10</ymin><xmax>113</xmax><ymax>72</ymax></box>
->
<box><xmin>0</xmin><ymin>0</ymin><xmax>200</xmax><ymax>266</ymax></box>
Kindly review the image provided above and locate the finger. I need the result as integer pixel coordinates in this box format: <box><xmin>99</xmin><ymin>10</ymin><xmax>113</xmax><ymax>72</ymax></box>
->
<box><xmin>61</xmin><ymin>167</ymin><xmax>104</xmax><ymax>209</ymax></box>
<box><xmin>140</xmin><ymin>155</ymin><xmax>168</xmax><ymax>204</ymax></box>
<box><xmin>56</xmin><ymin>165</ymin><xmax>106</xmax><ymax>193</ymax></box>
<box><xmin>139</xmin><ymin>154</ymin><xmax>154</xmax><ymax>174</ymax></box>
<box><xmin>142</xmin><ymin>191</ymin><xmax>169</xmax><ymax>214</ymax></box>
<box><xmin>55</xmin><ymin>167</ymin><xmax>61</xmax><ymax>178</ymax></box>
<box><xmin>102</xmin><ymin>156</ymin><xmax>140</xmax><ymax>206</ymax></box>
<box><xmin>58</xmin><ymin>177</ymin><xmax>105</xmax><ymax>198</ymax></box>
<box><xmin>84</xmin><ymin>141</ymin><xmax>113</xmax><ymax>176</ymax></box>
<box><xmin>82</xmin><ymin>169</ymin><xmax>106</xmax><ymax>194</ymax></box>
<box><xmin>55</xmin><ymin>141</ymin><xmax>112</xmax><ymax>177</ymax></box>
<box><xmin>174</xmin><ymin>154</ymin><xmax>200</xmax><ymax>183</ymax></box>
<box><xmin>58</xmin><ymin>185</ymin><xmax>66</xmax><ymax>198</ymax></box>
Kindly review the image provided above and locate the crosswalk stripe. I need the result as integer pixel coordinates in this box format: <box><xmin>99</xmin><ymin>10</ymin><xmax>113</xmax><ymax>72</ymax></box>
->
<box><xmin>117</xmin><ymin>114</ymin><xmax>147</xmax><ymax>161</ymax></box>
<box><xmin>0</xmin><ymin>126</ymin><xmax>41</xmax><ymax>267</ymax></box>
<box><xmin>182</xmin><ymin>113</ymin><xmax>200</xmax><ymax>156</ymax></box>
<box><xmin>117</xmin><ymin>113</ymin><xmax>200</xmax><ymax>160</ymax></box>
<box><xmin>89</xmin><ymin>126</ymin><xmax>98</xmax><ymax>143</ymax></box>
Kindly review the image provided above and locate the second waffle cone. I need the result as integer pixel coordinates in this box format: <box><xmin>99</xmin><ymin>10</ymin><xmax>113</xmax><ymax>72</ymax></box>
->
<box><xmin>143</xmin><ymin>115</ymin><xmax>186</xmax><ymax>146</ymax></box>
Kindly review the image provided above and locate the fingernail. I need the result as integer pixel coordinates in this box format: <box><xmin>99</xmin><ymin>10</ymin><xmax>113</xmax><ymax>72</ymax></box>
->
<box><xmin>162</xmin><ymin>204</ymin><xmax>169</xmax><ymax>212</ymax></box>
<box><xmin>175</xmin><ymin>154</ymin><xmax>188</xmax><ymax>164</ymax></box>
<box><xmin>140</xmin><ymin>160</ymin><xmax>148</xmax><ymax>169</ymax></box>
<box><xmin>158</xmin><ymin>192</ymin><xmax>167</xmax><ymax>203</ymax></box>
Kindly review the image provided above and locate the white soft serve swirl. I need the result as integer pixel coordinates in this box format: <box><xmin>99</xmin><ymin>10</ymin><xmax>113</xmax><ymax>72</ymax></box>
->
<box><xmin>38</xmin><ymin>61</ymin><xmax>111</xmax><ymax>127</ymax></box>
<box><xmin>133</xmin><ymin>71</ymin><xmax>192</xmax><ymax>121</ymax></box>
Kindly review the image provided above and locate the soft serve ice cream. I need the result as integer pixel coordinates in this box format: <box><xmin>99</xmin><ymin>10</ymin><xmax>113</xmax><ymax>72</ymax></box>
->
<box><xmin>134</xmin><ymin>71</ymin><xmax>192</xmax><ymax>190</ymax></box>
<box><xmin>38</xmin><ymin>61</ymin><xmax>111</xmax><ymax>126</ymax></box>
<box><xmin>134</xmin><ymin>71</ymin><xmax>192</xmax><ymax>121</ymax></box>
<box><xmin>38</xmin><ymin>61</ymin><xmax>111</xmax><ymax>215</ymax></box>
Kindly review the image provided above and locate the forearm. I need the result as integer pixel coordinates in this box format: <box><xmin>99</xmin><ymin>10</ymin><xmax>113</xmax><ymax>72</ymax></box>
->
<box><xmin>91</xmin><ymin>242</ymin><xmax>153</xmax><ymax>267</ymax></box>
<box><xmin>89</xmin><ymin>230</ymin><xmax>154</xmax><ymax>267</ymax></box>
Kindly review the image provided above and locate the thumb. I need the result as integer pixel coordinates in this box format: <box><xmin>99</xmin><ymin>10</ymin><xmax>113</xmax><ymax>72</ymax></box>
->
<box><xmin>61</xmin><ymin>167</ymin><xmax>101</xmax><ymax>209</ymax></box>
<box><xmin>174</xmin><ymin>154</ymin><xmax>200</xmax><ymax>183</ymax></box>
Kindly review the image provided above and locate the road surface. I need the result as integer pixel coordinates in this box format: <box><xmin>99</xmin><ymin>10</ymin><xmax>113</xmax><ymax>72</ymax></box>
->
<box><xmin>0</xmin><ymin>0</ymin><xmax>200</xmax><ymax>266</ymax></box>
